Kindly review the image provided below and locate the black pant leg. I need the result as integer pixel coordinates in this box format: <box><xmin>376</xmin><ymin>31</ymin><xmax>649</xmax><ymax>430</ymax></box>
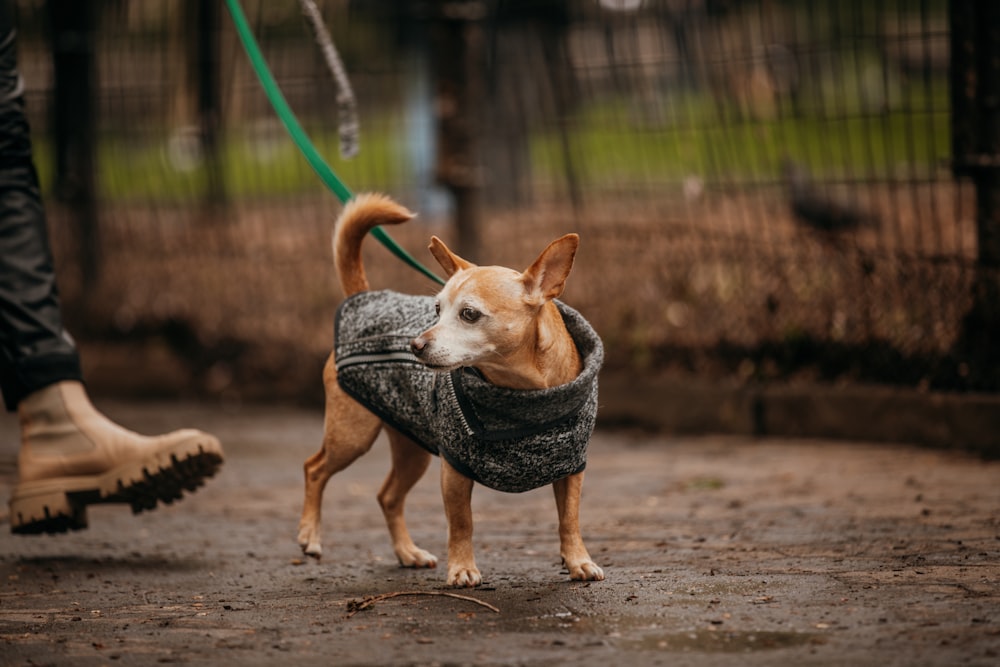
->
<box><xmin>0</xmin><ymin>0</ymin><xmax>82</xmax><ymax>411</ymax></box>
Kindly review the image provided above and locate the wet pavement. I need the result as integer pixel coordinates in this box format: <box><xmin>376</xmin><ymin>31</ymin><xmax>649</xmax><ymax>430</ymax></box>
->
<box><xmin>1</xmin><ymin>399</ymin><xmax>998</xmax><ymax>666</ymax></box>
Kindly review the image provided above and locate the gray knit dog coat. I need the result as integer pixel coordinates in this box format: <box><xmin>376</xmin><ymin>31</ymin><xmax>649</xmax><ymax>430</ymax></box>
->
<box><xmin>334</xmin><ymin>290</ymin><xmax>603</xmax><ymax>493</ymax></box>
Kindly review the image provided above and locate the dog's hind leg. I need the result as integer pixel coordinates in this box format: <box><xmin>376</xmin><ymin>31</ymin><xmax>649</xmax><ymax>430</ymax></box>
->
<box><xmin>298</xmin><ymin>356</ymin><xmax>381</xmax><ymax>559</ymax></box>
<box><xmin>379</xmin><ymin>427</ymin><xmax>437</xmax><ymax>568</ymax></box>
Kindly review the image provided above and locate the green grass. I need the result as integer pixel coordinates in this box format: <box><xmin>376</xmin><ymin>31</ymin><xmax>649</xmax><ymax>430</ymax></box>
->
<box><xmin>31</xmin><ymin>78</ymin><xmax>952</xmax><ymax>203</ymax></box>
<box><xmin>532</xmin><ymin>84</ymin><xmax>951</xmax><ymax>187</ymax></box>
<box><xmin>33</xmin><ymin>122</ymin><xmax>410</xmax><ymax>203</ymax></box>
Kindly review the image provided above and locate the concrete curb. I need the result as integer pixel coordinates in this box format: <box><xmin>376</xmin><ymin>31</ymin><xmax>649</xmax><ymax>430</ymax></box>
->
<box><xmin>78</xmin><ymin>339</ymin><xmax>1000</xmax><ymax>458</ymax></box>
<box><xmin>598</xmin><ymin>372</ymin><xmax>1000</xmax><ymax>458</ymax></box>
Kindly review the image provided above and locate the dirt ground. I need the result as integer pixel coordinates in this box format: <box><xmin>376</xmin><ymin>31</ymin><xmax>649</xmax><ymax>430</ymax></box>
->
<box><xmin>1</xmin><ymin>399</ymin><xmax>998</xmax><ymax>666</ymax></box>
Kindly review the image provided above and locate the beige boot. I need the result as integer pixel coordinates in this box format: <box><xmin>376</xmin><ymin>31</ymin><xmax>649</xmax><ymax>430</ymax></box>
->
<box><xmin>9</xmin><ymin>381</ymin><xmax>224</xmax><ymax>535</ymax></box>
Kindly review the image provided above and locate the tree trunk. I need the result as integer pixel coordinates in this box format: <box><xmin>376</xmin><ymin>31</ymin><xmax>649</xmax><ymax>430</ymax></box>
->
<box><xmin>429</xmin><ymin>1</ymin><xmax>485</xmax><ymax>262</ymax></box>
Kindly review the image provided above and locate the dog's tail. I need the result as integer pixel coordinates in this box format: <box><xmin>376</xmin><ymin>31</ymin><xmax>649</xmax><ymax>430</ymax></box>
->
<box><xmin>334</xmin><ymin>193</ymin><xmax>416</xmax><ymax>296</ymax></box>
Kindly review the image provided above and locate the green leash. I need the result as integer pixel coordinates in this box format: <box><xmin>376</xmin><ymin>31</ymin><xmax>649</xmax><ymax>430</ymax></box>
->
<box><xmin>224</xmin><ymin>0</ymin><xmax>444</xmax><ymax>285</ymax></box>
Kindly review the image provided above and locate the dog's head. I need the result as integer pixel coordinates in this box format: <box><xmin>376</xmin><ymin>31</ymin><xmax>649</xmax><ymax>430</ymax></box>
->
<box><xmin>410</xmin><ymin>234</ymin><xmax>579</xmax><ymax>382</ymax></box>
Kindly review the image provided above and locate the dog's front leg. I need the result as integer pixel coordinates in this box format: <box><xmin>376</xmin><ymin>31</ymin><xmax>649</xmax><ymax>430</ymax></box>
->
<box><xmin>440</xmin><ymin>459</ymin><xmax>482</xmax><ymax>587</ymax></box>
<box><xmin>553</xmin><ymin>472</ymin><xmax>605</xmax><ymax>581</ymax></box>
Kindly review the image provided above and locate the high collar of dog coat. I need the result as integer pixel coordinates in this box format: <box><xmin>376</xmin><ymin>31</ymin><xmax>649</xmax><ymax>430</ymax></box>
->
<box><xmin>334</xmin><ymin>290</ymin><xmax>603</xmax><ymax>493</ymax></box>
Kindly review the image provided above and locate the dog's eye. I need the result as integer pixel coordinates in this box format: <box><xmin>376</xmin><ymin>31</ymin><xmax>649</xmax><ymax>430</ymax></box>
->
<box><xmin>460</xmin><ymin>307</ymin><xmax>481</xmax><ymax>323</ymax></box>
<box><xmin>434</xmin><ymin>301</ymin><xmax>441</xmax><ymax>316</ymax></box>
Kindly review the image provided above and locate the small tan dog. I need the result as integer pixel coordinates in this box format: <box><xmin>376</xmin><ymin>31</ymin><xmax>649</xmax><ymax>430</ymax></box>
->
<box><xmin>297</xmin><ymin>193</ymin><xmax>604</xmax><ymax>587</ymax></box>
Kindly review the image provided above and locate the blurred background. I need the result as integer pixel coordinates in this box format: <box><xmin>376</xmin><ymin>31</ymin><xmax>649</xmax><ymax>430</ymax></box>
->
<box><xmin>9</xmin><ymin>0</ymin><xmax>999</xmax><ymax>419</ymax></box>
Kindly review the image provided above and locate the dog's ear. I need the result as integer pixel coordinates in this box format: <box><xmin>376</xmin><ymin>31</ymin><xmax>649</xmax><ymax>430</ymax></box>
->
<box><xmin>521</xmin><ymin>234</ymin><xmax>579</xmax><ymax>303</ymax></box>
<box><xmin>429</xmin><ymin>236</ymin><xmax>475</xmax><ymax>277</ymax></box>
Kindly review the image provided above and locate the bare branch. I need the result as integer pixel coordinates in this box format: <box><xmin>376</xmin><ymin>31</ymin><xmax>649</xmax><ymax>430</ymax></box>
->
<box><xmin>297</xmin><ymin>0</ymin><xmax>359</xmax><ymax>159</ymax></box>
<box><xmin>346</xmin><ymin>590</ymin><xmax>501</xmax><ymax>617</ymax></box>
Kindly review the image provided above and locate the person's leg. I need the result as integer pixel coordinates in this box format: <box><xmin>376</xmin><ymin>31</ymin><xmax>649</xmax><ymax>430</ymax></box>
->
<box><xmin>0</xmin><ymin>2</ymin><xmax>223</xmax><ymax>535</ymax></box>
<box><xmin>0</xmin><ymin>0</ymin><xmax>81</xmax><ymax>407</ymax></box>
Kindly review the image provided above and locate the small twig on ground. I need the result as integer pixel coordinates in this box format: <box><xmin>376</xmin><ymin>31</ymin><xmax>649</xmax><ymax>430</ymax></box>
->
<box><xmin>346</xmin><ymin>591</ymin><xmax>501</xmax><ymax>618</ymax></box>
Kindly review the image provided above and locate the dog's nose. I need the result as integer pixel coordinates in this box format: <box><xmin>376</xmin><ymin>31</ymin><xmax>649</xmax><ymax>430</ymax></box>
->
<box><xmin>410</xmin><ymin>337</ymin><xmax>426</xmax><ymax>357</ymax></box>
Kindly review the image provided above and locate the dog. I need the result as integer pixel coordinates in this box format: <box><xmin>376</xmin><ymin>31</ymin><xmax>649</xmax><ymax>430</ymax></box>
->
<box><xmin>297</xmin><ymin>193</ymin><xmax>605</xmax><ymax>587</ymax></box>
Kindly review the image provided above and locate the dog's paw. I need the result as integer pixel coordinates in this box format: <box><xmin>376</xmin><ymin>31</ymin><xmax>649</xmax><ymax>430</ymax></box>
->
<box><xmin>566</xmin><ymin>559</ymin><xmax>605</xmax><ymax>582</ymax></box>
<box><xmin>297</xmin><ymin>526</ymin><xmax>323</xmax><ymax>559</ymax></box>
<box><xmin>397</xmin><ymin>546</ymin><xmax>438</xmax><ymax>569</ymax></box>
<box><xmin>447</xmin><ymin>565</ymin><xmax>483</xmax><ymax>588</ymax></box>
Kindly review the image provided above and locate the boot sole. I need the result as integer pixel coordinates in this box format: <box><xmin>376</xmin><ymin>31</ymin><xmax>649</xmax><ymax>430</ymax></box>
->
<box><xmin>9</xmin><ymin>438</ymin><xmax>224</xmax><ymax>535</ymax></box>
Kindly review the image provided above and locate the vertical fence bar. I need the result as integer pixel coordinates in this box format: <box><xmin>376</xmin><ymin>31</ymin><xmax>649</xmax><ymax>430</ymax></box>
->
<box><xmin>47</xmin><ymin>0</ymin><xmax>99</xmax><ymax>290</ymax></box>
<box><xmin>951</xmin><ymin>0</ymin><xmax>1000</xmax><ymax>389</ymax></box>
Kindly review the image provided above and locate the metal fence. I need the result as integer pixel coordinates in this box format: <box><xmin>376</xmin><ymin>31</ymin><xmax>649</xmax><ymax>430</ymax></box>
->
<box><xmin>12</xmin><ymin>0</ymin><xmax>997</xmax><ymax>401</ymax></box>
